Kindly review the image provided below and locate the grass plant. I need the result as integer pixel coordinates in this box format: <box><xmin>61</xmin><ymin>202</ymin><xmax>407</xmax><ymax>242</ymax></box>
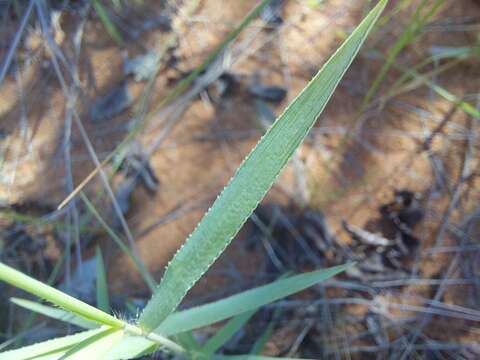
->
<box><xmin>0</xmin><ymin>1</ymin><xmax>387</xmax><ymax>359</ymax></box>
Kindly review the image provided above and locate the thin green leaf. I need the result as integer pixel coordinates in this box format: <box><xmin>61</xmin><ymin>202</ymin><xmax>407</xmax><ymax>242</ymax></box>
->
<box><xmin>202</xmin><ymin>310</ymin><xmax>256</xmax><ymax>355</ymax></box>
<box><xmin>0</xmin><ymin>329</ymin><xmax>104</xmax><ymax>360</ymax></box>
<box><xmin>139</xmin><ymin>0</ymin><xmax>387</xmax><ymax>332</ymax></box>
<box><xmin>103</xmin><ymin>336</ymin><xmax>157</xmax><ymax>360</ymax></box>
<box><xmin>250</xmin><ymin>309</ymin><xmax>280</xmax><ymax>355</ymax></box>
<box><xmin>417</xmin><ymin>79</ymin><xmax>480</xmax><ymax>119</ymax></box>
<box><xmin>156</xmin><ymin>264</ymin><xmax>352</xmax><ymax>336</ymax></box>
<box><xmin>175</xmin><ymin>331</ymin><xmax>201</xmax><ymax>351</ymax></box>
<box><xmin>0</xmin><ymin>326</ymin><xmax>180</xmax><ymax>360</ymax></box>
<box><xmin>99</xmin><ymin>266</ymin><xmax>351</xmax><ymax>359</ymax></box>
<box><xmin>0</xmin><ymin>262</ymin><xmax>124</xmax><ymax>328</ymax></box>
<box><xmin>0</xmin><ymin>327</ymin><xmax>36</xmax><ymax>353</ymax></box>
<box><xmin>81</xmin><ymin>192</ymin><xmax>157</xmax><ymax>291</ymax></box>
<box><xmin>380</xmin><ymin>53</ymin><xmax>480</xmax><ymax>119</ymax></box>
<box><xmin>92</xmin><ymin>0</ymin><xmax>124</xmax><ymax>46</ymax></box>
<box><xmin>94</xmin><ymin>329</ymin><xmax>196</xmax><ymax>360</ymax></box>
<box><xmin>60</xmin><ymin>327</ymin><xmax>123</xmax><ymax>360</ymax></box>
<box><xmin>14</xmin><ymin>254</ymin><xmax>65</xmax><ymax>343</ymax></box>
<box><xmin>100</xmin><ymin>325</ymin><xmax>187</xmax><ymax>360</ymax></box>
<box><xmin>96</xmin><ymin>247</ymin><xmax>110</xmax><ymax>312</ymax></box>
<box><xmin>11</xmin><ymin>298</ymin><xmax>98</xmax><ymax>329</ymax></box>
<box><xmin>428</xmin><ymin>46</ymin><xmax>477</xmax><ymax>60</ymax></box>
<box><xmin>363</xmin><ymin>0</ymin><xmax>445</xmax><ymax>106</ymax></box>
<box><xmin>376</xmin><ymin>0</ymin><xmax>414</xmax><ymax>28</ymax></box>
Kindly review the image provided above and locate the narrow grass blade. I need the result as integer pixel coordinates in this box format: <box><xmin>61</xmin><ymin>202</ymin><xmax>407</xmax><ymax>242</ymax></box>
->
<box><xmin>0</xmin><ymin>325</ymin><xmax>44</xmax><ymax>353</ymax></box>
<box><xmin>96</xmin><ymin>330</ymin><xmax>187</xmax><ymax>359</ymax></box>
<box><xmin>10</xmin><ymin>298</ymin><xmax>98</xmax><ymax>329</ymax></box>
<box><xmin>250</xmin><ymin>310</ymin><xmax>279</xmax><ymax>355</ymax></box>
<box><xmin>429</xmin><ymin>46</ymin><xmax>477</xmax><ymax>60</ymax></box>
<box><xmin>0</xmin><ymin>329</ymin><xmax>104</xmax><ymax>360</ymax></box>
<box><xmin>96</xmin><ymin>246</ymin><xmax>110</xmax><ymax>312</ymax></box>
<box><xmin>384</xmin><ymin>55</ymin><xmax>480</xmax><ymax>119</ymax></box>
<box><xmin>92</xmin><ymin>0</ymin><xmax>124</xmax><ymax>46</ymax></box>
<box><xmin>1</xmin><ymin>277</ymin><xmax>182</xmax><ymax>358</ymax></box>
<box><xmin>202</xmin><ymin>310</ymin><xmax>256</xmax><ymax>355</ymax></box>
<box><xmin>422</xmin><ymin>81</ymin><xmax>480</xmax><ymax>119</ymax></box>
<box><xmin>81</xmin><ymin>192</ymin><xmax>157</xmax><ymax>291</ymax></box>
<box><xmin>103</xmin><ymin>336</ymin><xmax>157</xmax><ymax>360</ymax></box>
<box><xmin>14</xmin><ymin>254</ymin><xmax>66</xmax><ymax>345</ymax></box>
<box><xmin>139</xmin><ymin>0</ymin><xmax>387</xmax><ymax>332</ymax></box>
<box><xmin>175</xmin><ymin>331</ymin><xmax>201</xmax><ymax>351</ymax></box>
<box><xmin>363</xmin><ymin>0</ymin><xmax>445</xmax><ymax>106</ymax></box>
<box><xmin>60</xmin><ymin>327</ymin><xmax>124</xmax><ymax>360</ymax></box>
<box><xmin>376</xmin><ymin>0</ymin><xmax>414</xmax><ymax>29</ymax></box>
<box><xmin>0</xmin><ymin>262</ymin><xmax>124</xmax><ymax>328</ymax></box>
<box><xmin>156</xmin><ymin>264</ymin><xmax>352</xmax><ymax>336</ymax></box>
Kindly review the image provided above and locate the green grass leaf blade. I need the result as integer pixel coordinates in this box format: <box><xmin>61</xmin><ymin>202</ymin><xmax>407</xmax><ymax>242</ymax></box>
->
<box><xmin>96</xmin><ymin>246</ymin><xmax>110</xmax><ymax>312</ymax></box>
<box><xmin>0</xmin><ymin>329</ymin><xmax>104</xmax><ymax>360</ymax></box>
<box><xmin>60</xmin><ymin>327</ymin><xmax>124</xmax><ymax>360</ymax></box>
<box><xmin>363</xmin><ymin>0</ymin><xmax>445</xmax><ymax>106</ymax></box>
<box><xmin>92</xmin><ymin>0</ymin><xmax>124</xmax><ymax>46</ymax></box>
<box><xmin>81</xmin><ymin>193</ymin><xmax>157</xmax><ymax>291</ymax></box>
<box><xmin>422</xmin><ymin>81</ymin><xmax>480</xmax><ymax>119</ymax></box>
<box><xmin>100</xmin><ymin>325</ymin><xmax>187</xmax><ymax>359</ymax></box>
<box><xmin>156</xmin><ymin>264</ymin><xmax>351</xmax><ymax>336</ymax></box>
<box><xmin>103</xmin><ymin>336</ymin><xmax>157</xmax><ymax>360</ymax></box>
<box><xmin>10</xmin><ymin>298</ymin><xmax>98</xmax><ymax>329</ymax></box>
<box><xmin>202</xmin><ymin>310</ymin><xmax>256</xmax><ymax>355</ymax></box>
<box><xmin>0</xmin><ymin>262</ymin><xmax>124</xmax><ymax>328</ymax></box>
<box><xmin>175</xmin><ymin>331</ymin><xmax>201</xmax><ymax>351</ymax></box>
<box><xmin>379</xmin><ymin>52</ymin><xmax>480</xmax><ymax>119</ymax></box>
<box><xmin>250</xmin><ymin>310</ymin><xmax>279</xmax><ymax>355</ymax></box>
<box><xmin>139</xmin><ymin>0</ymin><xmax>387</xmax><ymax>332</ymax></box>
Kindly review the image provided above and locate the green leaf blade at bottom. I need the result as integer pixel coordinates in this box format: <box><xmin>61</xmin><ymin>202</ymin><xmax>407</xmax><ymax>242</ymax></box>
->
<box><xmin>157</xmin><ymin>264</ymin><xmax>351</xmax><ymax>336</ymax></box>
